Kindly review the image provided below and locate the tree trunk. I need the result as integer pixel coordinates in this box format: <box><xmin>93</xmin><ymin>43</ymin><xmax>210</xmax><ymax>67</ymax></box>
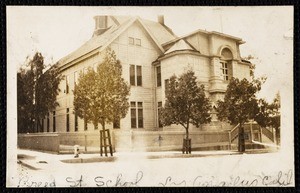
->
<box><xmin>238</xmin><ymin>124</ymin><xmax>245</xmax><ymax>152</ymax></box>
<box><xmin>186</xmin><ymin>127</ymin><xmax>189</xmax><ymax>141</ymax></box>
<box><xmin>182</xmin><ymin>125</ymin><xmax>191</xmax><ymax>154</ymax></box>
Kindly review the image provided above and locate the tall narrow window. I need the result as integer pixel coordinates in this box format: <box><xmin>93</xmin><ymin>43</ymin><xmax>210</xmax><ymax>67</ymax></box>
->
<box><xmin>156</xmin><ymin>66</ymin><xmax>161</xmax><ymax>87</ymax></box>
<box><xmin>158</xmin><ymin>102</ymin><xmax>163</xmax><ymax>128</ymax></box>
<box><xmin>137</xmin><ymin>102</ymin><xmax>143</xmax><ymax>128</ymax></box>
<box><xmin>131</xmin><ymin>102</ymin><xmax>137</xmax><ymax>128</ymax></box>
<box><xmin>75</xmin><ymin>113</ymin><xmax>78</xmax><ymax>132</ymax></box>
<box><xmin>47</xmin><ymin>113</ymin><xmax>50</xmax><ymax>132</ymax></box>
<box><xmin>137</xmin><ymin>66</ymin><xmax>142</xmax><ymax>86</ymax></box>
<box><xmin>130</xmin><ymin>65</ymin><xmax>135</xmax><ymax>86</ymax></box>
<box><xmin>220</xmin><ymin>61</ymin><xmax>229</xmax><ymax>81</ymax></box>
<box><xmin>53</xmin><ymin>111</ymin><xmax>56</xmax><ymax>132</ymax></box>
<box><xmin>129</xmin><ymin>37</ymin><xmax>134</xmax><ymax>45</ymax></box>
<box><xmin>66</xmin><ymin>108</ymin><xmax>70</xmax><ymax>132</ymax></box>
<box><xmin>66</xmin><ymin>75</ymin><xmax>69</xmax><ymax>94</ymax></box>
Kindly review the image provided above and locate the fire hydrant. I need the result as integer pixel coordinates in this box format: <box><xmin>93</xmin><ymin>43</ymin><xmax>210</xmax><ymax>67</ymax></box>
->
<box><xmin>74</xmin><ymin>145</ymin><xmax>80</xmax><ymax>158</ymax></box>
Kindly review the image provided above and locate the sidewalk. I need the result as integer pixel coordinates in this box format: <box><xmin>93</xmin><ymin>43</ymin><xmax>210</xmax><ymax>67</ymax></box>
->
<box><xmin>17</xmin><ymin>148</ymin><xmax>276</xmax><ymax>171</ymax></box>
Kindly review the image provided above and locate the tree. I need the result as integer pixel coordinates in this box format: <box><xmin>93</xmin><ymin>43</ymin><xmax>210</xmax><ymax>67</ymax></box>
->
<box><xmin>73</xmin><ymin>48</ymin><xmax>130</xmax><ymax>131</ymax></box>
<box><xmin>216</xmin><ymin>77</ymin><xmax>264</xmax><ymax>152</ymax></box>
<box><xmin>255</xmin><ymin>93</ymin><xmax>281</xmax><ymax>145</ymax></box>
<box><xmin>17</xmin><ymin>52</ymin><xmax>62</xmax><ymax>133</ymax></box>
<box><xmin>160</xmin><ymin>70</ymin><xmax>211</xmax><ymax>154</ymax></box>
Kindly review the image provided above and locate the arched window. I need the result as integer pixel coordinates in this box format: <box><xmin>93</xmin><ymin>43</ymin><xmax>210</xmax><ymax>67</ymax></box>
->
<box><xmin>220</xmin><ymin>47</ymin><xmax>233</xmax><ymax>81</ymax></box>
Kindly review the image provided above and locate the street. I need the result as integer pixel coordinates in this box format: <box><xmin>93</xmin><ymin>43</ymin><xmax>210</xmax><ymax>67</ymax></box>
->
<box><xmin>11</xmin><ymin>148</ymin><xmax>294</xmax><ymax>187</ymax></box>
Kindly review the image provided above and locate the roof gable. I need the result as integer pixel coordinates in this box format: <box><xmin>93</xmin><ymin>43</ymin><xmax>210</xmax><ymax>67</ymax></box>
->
<box><xmin>165</xmin><ymin>39</ymin><xmax>195</xmax><ymax>54</ymax></box>
<box><xmin>58</xmin><ymin>16</ymin><xmax>176</xmax><ymax>68</ymax></box>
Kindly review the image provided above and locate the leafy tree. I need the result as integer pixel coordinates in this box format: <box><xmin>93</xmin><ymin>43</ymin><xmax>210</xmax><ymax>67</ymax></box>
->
<box><xmin>255</xmin><ymin>93</ymin><xmax>281</xmax><ymax>145</ymax></box>
<box><xmin>160</xmin><ymin>70</ymin><xmax>211</xmax><ymax>154</ymax></box>
<box><xmin>217</xmin><ymin>77</ymin><xmax>264</xmax><ymax>152</ymax></box>
<box><xmin>17</xmin><ymin>52</ymin><xmax>62</xmax><ymax>133</ymax></box>
<box><xmin>73</xmin><ymin>48</ymin><xmax>130</xmax><ymax>131</ymax></box>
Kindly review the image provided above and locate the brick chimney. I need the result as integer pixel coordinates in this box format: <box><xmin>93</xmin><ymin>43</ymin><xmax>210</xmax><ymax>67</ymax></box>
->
<box><xmin>158</xmin><ymin>15</ymin><xmax>164</xmax><ymax>25</ymax></box>
<box><xmin>93</xmin><ymin>16</ymin><xmax>108</xmax><ymax>36</ymax></box>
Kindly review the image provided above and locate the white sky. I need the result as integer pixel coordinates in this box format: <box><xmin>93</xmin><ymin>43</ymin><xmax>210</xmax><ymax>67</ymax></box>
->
<box><xmin>7</xmin><ymin>6</ymin><xmax>293</xmax><ymax>102</ymax></box>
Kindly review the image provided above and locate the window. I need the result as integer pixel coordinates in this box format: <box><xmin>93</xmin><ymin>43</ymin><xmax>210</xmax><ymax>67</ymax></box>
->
<box><xmin>46</xmin><ymin>114</ymin><xmax>49</xmax><ymax>132</ymax></box>
<box><xmin>75</xmin><ymin>113</ymin><xmax>78</xmax><ymax>132</ymax></box>
<box><xmin>135</xmin><ymin>38</ymin><xmax>141</xmax><ymax>46</ymax></box>
<box><xmin>220</xmin><ymin>61</ymin><xmax>229</xmax><ymax>81</ymax></box>
<box><xmin>53</xmin><ymin>111</ymin><xmax>56</xmax><ymax>132</ymax></box>
<box><xmin>130</xmin><ymin>65</ymin><xmax>135</xmax><ymax>86</ymax></box>
<box><xmin>131</xmin><ymin>102</ymin><xmax>137</xmax><ymax>128</ymax></box>
<box><xmin>137</xmin><ymin>66</ymin><xmax>142</xmax><ymax>86</ymax></box>
<box><xmin>66</xmin><ymin>75</ymin><xmax>69</xmax><ymax>94</ymax></box>
<box><xmin>158</xmin><ymin>102</ymin><xmax>163</xmax><ymax>128</ymax></box>
<box><xmin>130</xmin><ymin>102</ymin><xmax>143</xmax><ymax>128</ymax></box>
<box><xmin>129</xmin><ymin>37</ymin><xmax>134</xmax><ymax>45</ymax></box>
<box><xmin>156</xmin><ymin>66</ymin><xmax>161</xmax><ymax>87</ymax></box>
<box><xmin>66</xmin><ymin>108</ymin><xmax>70</xmax><ymax>132</ymax></box>
<box><xmin>113</xmin><ymin>119</ymin><xmax>120</xmax><ymax>129</ymax></box>
<box><xmin>130</xmin><ymin>65</ymin><xmax>142</xmax><ymax>86</ymax></box>
<box><xmin>137</xmin><ymin>102</ymin><xmax>143</xmax><ymax>128</ymax></box>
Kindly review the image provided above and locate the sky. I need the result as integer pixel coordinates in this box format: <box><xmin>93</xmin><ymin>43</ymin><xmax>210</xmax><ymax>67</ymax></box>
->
<box><xmin>7</xmin><ymin>6</ymin><xmax>293</xmax><ymax>102</ymax></box>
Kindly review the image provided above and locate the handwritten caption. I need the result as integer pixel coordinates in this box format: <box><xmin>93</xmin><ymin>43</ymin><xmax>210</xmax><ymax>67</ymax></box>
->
<box><xmin>18</xmin><ymin>169</ymin><xmax>293</xmax><ymax>187</ymax></box>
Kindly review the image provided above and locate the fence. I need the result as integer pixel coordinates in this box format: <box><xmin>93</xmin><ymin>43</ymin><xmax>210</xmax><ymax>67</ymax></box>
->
<box><xmin>18</xmin><ymin>129</ymin><xmax>232</xmax><ymax>153</ymax></box>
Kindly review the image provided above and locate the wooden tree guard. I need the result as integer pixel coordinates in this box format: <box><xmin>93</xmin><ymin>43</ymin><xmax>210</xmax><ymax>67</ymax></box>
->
<box><xmin>100</xmin><ymin>129</ymin><xmax>113</xmax><ymax>157</ymax></box>
<box><xmin>182</xmin><ymin>138</ymin><xmax>191</xmax><ymax>154</ymax></box>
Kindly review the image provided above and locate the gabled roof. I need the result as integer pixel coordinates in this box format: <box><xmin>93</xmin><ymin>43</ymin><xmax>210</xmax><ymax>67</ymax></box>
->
<box><xmin>162</xmin><ymin>29</ymin><xmax>245</xmax><ymax>48</ymax></box>
<box><xmin>58</xmin><ymin>16</ymin><xmax>177</xmax><ymax>68</ymax></box>
<box><xmin>164</xmin><ymin>39</ymin><xmax>195</xmax><ymax>55</ymax></box>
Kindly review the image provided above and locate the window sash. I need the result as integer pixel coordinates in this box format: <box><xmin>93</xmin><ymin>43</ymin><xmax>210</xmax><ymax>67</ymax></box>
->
<box><xmin>157</xmin><ymin>66</ymin><xmax>161</xmax><ymax>87</ymax></box>
<box><xmin>131</xmin><ymin>108</ymin><xmax>137</xmax><ymax>128</ymax></box>
<box><xmin>158</xmin><ymin>102</ymin><xmax>163</xmax><ymax>128</ymax></box>
<box><xmin>220</xmin><ymin>61</ymin><xmax>229</xmax><ymax>81</ymax></box>
<box><xmin>137</xmin><ymin>66</ymin><xmax>142</xmax><ymax>86</ymax></box>
<box><xmin>138</xmin><ymin>109</ymin><xmax>143</xmax><ymax>128</ymax></box>
<box><xmin>130</xmin><ymin>65</ymin><xmax>135</xmax><ymax>85</ymax></box>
